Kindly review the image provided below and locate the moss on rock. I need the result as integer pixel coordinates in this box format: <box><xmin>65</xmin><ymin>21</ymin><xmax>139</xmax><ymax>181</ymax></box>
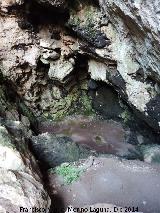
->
<box><xmin>51</xmin><ymin>163</ymin><xmax>85</xmax><ymax>184</ymax></box>
<box><xmin>42</xmin><ymin>87</ymin><xmax>95</xmax><ymax>121</ymax></box>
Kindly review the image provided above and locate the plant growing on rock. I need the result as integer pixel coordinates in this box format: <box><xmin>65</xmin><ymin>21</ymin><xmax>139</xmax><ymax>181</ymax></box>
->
<box><xmin>53</xmin><ymin>163</ymin><xmax>84</xmax><ymax>184</ymax></box>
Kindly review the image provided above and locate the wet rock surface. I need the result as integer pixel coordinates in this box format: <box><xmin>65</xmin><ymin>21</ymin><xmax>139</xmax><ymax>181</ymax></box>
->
<box><xmin>37</xmin><ymin>116</ymin><xmax>141</xmax><ymax>161</ymax></box>
<box><xmin>31</xmin><ymin>132</ymin><xmax>96</xmax><ymax>168</ymax></box>
<box><xmin>140</xmin><ymin>144</ymin><xmax>160</xmax><ymax>164</ymax></box>
<box><xmin>48</xmin><ymin>157</ymin><xmax>160</xmax><ymax>213</ymax></box>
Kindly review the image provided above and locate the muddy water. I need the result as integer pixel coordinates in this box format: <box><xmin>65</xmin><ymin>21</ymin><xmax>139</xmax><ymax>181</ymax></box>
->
<box><xmin>48</xmin><ymin>157</ymin><xmax>160</xmax><ymax>213</ymax></box>
<box><xmin>38</xmin><ymin>116</ymin><xmax>138</xmax><ymax>158</ymax></box>
<box><xmin>37</xmin><ymin>116</ymin><xmax>160</xmax><ymax>212</ymax></box>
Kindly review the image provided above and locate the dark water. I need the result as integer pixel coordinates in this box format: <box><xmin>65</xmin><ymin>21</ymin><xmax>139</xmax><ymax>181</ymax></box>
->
<box><xmin>38</xmin><ymin>116</ymin><xmax>139</xmax><ymax>158</ymax></box>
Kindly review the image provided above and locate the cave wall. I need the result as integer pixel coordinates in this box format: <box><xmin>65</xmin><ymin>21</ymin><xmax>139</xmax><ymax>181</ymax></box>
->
<box><xmin>0</xmin><ymin>0</ymin><xmax>160</xmax><ymax>131</ymax></box>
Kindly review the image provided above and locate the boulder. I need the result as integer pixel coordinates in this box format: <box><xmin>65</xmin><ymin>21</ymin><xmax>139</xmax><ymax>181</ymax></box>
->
<box><xmin>31</xmin><ymin>132</ymin><xmax>96</xmax><ymax>168</ymax></box>
<box><xmin>140</xmin><ymin>144</ymin><xmax>160</xmax><ymax>164</ymax></box>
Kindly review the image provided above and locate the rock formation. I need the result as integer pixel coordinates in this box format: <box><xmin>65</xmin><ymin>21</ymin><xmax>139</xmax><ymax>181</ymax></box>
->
<box><xmin>0</xmin><ymin>0</ymin><xmax>160</xmax><ymax>212</ymax></box>
<box><xmin>1</xmin><ymin>0</ymin><xmax>160</xmax><ymax>130</ymax></box>
<box><xmin>0</xmin><ymin>120</ymin><xmax>51</xmax><ymax>212</ymax></box>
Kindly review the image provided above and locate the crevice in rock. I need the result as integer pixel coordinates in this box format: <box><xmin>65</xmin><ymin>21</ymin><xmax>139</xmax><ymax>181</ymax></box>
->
<box><xmin>0</xmin><ymin>72</ymin><xmax>39</xmax><ymax>134</ymax></box>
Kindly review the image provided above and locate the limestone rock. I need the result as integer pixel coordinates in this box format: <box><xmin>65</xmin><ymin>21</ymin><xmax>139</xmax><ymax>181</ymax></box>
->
<box><xmin>67</xmin><ymin>2</ymin><xmax>108</xmax><ymax>48</ymax></box>
<box><xmin>41</xmin><ymin>50</ymin><xmax>60</xmax><ymax>61</ymax></box>
<box><xmin>0</xmin><ymin>0</ymin><xmax>24</xmax><ymax>13</ymax></box>
<box><xmin>97</xmin><ymin>0</ymin><xmax>160</xmax><ymax>130</ymax></box>
<box><xmin>0</xmin><ymin>124</ymin><xmax>51</xmax><ymax>212</ymax></box>
<box><xmin>99</xmin><ymin>0</ymin><xmax>160</xmax><ymax>80</ymax></box>
<box><xmin>88</xmin><ymin>60</ymin><xmax>108</xmax><ymax>82</ymax></box>
<box><xmin>0</xmin><ymin>11</ymin><xmax>79</xmax><ymax>117</ymax></box>
<box><xmin>1</xmin><ymin>0</ymin><xmax>160</xmax><ymax>132</ymax></box>
<box><xmin>0</xmin><ymin>16</ymin><xmax>36</xmax><ymax>78</ymax></box>
<box><xmin>48</xmin><ymin>57</ymin><xmax>75</xmax><ymax>82</ymax></box>
<box><xmin>67</xmin><ymin>0</ymin><xmax>160</xmax><ymax>131</ymax></box>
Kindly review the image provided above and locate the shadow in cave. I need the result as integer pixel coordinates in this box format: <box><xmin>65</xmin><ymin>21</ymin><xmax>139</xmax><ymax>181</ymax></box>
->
<box><xmin>24</xmin><ymin>0</ymin><xmax>70</xmax><ymax>27</ymax></box>
<box><xmin>29</xmin><ymin>152</ymin><xmax>66</xmax><ymax>213</ymax></box>
<box><xmin>49</xmin><ymin>194</ymin><xmax>65</xmax><ymax>213</ymax></box>
<box><xmin>89</xmin><ymin>81</ymin><xmax>160</xmax><ymax>145</ymax></box>
<box><xmin>0</xmin><ymin>73</ymin><xmax>39</xmax><ymax>135</ymax></box>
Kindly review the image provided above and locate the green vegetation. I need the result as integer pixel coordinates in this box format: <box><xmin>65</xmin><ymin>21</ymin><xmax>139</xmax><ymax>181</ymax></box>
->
<box><xmin>53</xmin><ymin>163</ymin><xmax>84</xmax><ymax>184</ymax></box>
<box><xmin>84</xmin><ymin>9</ymin><xmax>97</xmax><ymax>37</ymax></box>
<box><xmin>78</xmin><ymin>91</ymin><xmax>95</xmax><ymax>116</ymax></box>
<box><xmin>43</xmin><ymin>89</ymin><xmax>95</xmax><ymax>121</ymax></box>
<box><xmin>120</xmin><ymin>110</ymin><xmax>131</xmax><ymax>123</ymax></box>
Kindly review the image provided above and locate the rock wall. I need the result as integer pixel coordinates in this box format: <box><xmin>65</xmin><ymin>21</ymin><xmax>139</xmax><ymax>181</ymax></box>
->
<box><xmin>66</xmin><ymin>0</ymin><xmax>160</xmax><ymax>130</ymax></box>
<box><xmin>0</xmin><ymin>1</ymin><xmax>160</xmax><ymax>212</ymax></box>
<box><xmin>98</xmin><ymin>0</ymin><xmax>160</xmax><ymax>130</ymax></box>
<box><xmin>0</xmin><ymin>120</ymin><xmax>51</xmax><ymax>212</ymax></box>
<box><xmin>0</xmin><ymin>70</ymin><xmax>51</xmax><ymax>212</ymax></box>
<box><xmin>0</xmin><ymin>0</ymin><xmax>160</xmax><ymax>128</ymax></box>
<box><xmin>0</xmin><ymin>0</ymin><xmax>93</xmax><ymax>120</ymax></box>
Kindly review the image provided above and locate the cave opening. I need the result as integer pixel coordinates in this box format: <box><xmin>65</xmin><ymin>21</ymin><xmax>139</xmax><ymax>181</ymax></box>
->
<box><xmin>1</xmin><ymin>0</ymin><xmax>160</xmax><ymax>212</ymax></box>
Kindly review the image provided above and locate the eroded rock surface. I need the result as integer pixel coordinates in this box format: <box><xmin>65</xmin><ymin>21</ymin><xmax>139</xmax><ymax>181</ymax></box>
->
<box><xmin>98</xmin><ymin>0</ymin><xmax>160</xmax><ymax>130</ymax></box>
<box><xmin>0</xmin><ymin>0</ymin><xmax>160</xmax><ymax>130</ymax></box>
<box><xmin>35</xmin><ymin>0</ymin><xmax>67</xmax><ymax>11</ymax></box>
<box><xmin>66</xmin><ymin>0</ymin><xmax>160</xmax><ymax>131</ymax></box>
<box><xmin>0</xmin><ymin>122</ymin><xmax>51</xmax><ymax>212</ymax></box>
<box><xmin>0</xmin><ymin>0</ymin><xmax>24</xmax><ymax>13</ymax></box>
<box><xmin>0</xmin><ymin>8</ymin><xmax>90</xmax><ymax>120</ymax></box>
<box><xmin>0</xmin><ymin>1</ymin><xmax>160</xmax><ymax>212</ymax></box>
